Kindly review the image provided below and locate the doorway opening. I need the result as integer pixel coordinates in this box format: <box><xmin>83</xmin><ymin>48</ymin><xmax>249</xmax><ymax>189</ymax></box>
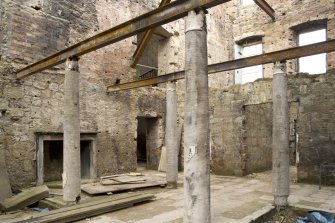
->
<box><xmin>136</xmin><ymin>117</ymin><xmax>161</xmax><ymax>170</ymax></box>
<box><xmin>42</xmin><ymin>140</ymin><xmax>93</xmax><ymax>182</ymax></box>
<box><xmin>80</xmin><ymin>140</ymin><xmax>91</xmax><ymax>179</ymax></box>
<box><xmin>36</xmin><ymin>132</ymin><xmax>97</xmax><ymax>185</ymax></box>
<box><xmin>137</xmin><ymin>118</ymin><xmax>148</xmax><ymax>169</ymax></box>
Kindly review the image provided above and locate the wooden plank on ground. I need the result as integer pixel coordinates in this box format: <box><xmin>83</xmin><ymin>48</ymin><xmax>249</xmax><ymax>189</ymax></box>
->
<box><xmin>82</xmin><ymin>180</ymin><xmax>166</xmax><ymax>195</ymax></box>
<box><xmin>0</xmin><ymin>192</ymin><xmax>146</xmax><ymax>222</ymax></box>
<box><xmin>0</xmin><ymin>185</ymin><xmax>49</xmax><ymax>212</ymax></box>
<box><xmin>38</xmin><ymin>197</ymin><xmax>67</xmax><ymax>210</ymax></box>
<box><xmin>6</xmin><ymin>193</ymin><xmax>154</xmax><ymax>223</ymax></box>
<box><xmin>101</xmin><ymin>175</ymin><xmax>147</xmax><ymax>185</ymax></box>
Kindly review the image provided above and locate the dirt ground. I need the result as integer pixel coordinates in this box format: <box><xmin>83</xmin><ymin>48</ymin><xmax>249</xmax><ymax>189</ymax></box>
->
<box><xmin>262</xmin><ymin>208</ymin><xmax>303</xmax><ymax>223</ymax></box>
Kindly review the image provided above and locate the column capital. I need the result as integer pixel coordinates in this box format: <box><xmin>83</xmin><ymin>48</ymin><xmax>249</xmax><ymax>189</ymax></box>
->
<box><xmin>273</xmin><ymin>61</ymin><xmax>287</xmax><ymax>75</ymax></box>
<box><xmin>166</xmin><ymin>81</ymin><xmax>176</xmax><ymax>92</ymax></box>
<box><xmin>185</xmin><ymin>10</ymin><xmax>207</xmax><ymax>33</ymax></box>
<box><xmin>66</xmin><ymin>57</ymin><xmax>79</xmax><ymax>71</ymax></box>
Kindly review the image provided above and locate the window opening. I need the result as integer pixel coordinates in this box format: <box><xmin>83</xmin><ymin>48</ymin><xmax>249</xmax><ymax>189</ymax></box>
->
<box><xmin>235</xmin><ymin>40</ymin><xmax>263</xmax><ymax>84</ymax></box>
<box><xmin>298</xmin><ymin>28</ymin><xmax>326</xmax><ymax>74</ymax></box>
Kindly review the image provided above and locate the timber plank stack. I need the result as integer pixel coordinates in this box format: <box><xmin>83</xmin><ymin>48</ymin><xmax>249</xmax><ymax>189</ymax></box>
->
<box><xmin>2</xmin><ymin>193</ymin><xmax>154</xmax><ymax>223</ymax></box>
<box><xmin>0</xmin><ymin>185</ymin><xmax>49</xmax><ymax>213</ymax></box>
<box><xmin>82</xmin><ymin>173</ymin><xmax>167</xmax><ymax>195</ymax></box>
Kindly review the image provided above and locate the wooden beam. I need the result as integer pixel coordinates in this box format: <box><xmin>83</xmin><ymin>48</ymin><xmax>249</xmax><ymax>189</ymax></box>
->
<box><xmin>81</xmin><ymin>179</ymin><xmax>167</xmax><ymax>195</ymax></box>
<box><xmin>16</xmin><ymin>0</ymin><xmax>232</xmax><ymax>80</ymax></box>
<box><xmin>107</xmin><ymin>39</ymin><xmax>335</xmax><ymax>92</ymax></box>
<box><xmin>7</xmin><ymin>193</ymin><xmax>154</xmax><ymax>223</ymax></box>
<box><xmin>0</xmin><ymin>185</ymin><xmax>49</xmax><ymax>212</ymax></box>
<box><xmin>131</xmin><ymin>0</ymin><xmax>171</xmax><ymax>68</ymax></box>
<box><xmin>254</xmin><ymin>0</ymin><xmax>275</xmax><ymax>20</ymax></box>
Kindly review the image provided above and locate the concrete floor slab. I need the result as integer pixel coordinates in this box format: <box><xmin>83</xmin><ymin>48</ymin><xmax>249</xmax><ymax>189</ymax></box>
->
<box><xmin>75</xmin><ymin>168</ymin><xmax>335</xmax><ymax>223</ymax></box>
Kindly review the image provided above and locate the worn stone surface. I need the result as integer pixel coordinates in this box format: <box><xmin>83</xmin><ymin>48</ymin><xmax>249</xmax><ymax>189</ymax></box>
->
<box><xmin>70</xmin><ymin>169</ymin><xmax>334</xmax><ymax>223</ymax></box>
<box><xmin>272</xmin><ymin>62</ymin><xmax>289</xmax><ymax>207</ymax></box>
<box><xmin>0</xmin><ymin>0</ymin><xmax>164</xmax><ymax>189</ymax></box>
<box><xmin>292</xmin><ymin>72</ymin><xmax>335</xmax><ymax>184</ymax></box>
<box><xmin>245</xmin><ymin>103</ymin><xmax>272</xmax><ymax>173</ymax></box>
<box><xmin>63</xmin><ymin>58</ymin><xmax>81</xmax><ymax>203</ymax></box>
<box><xmin>230</xmin><ymin>0</ymin><xmax>335</xmax><ymax>78</ymax></box>
<box><xmin>165</xmin><ymin>82</ymin><xmax>178</xmax><ymax>188</ymax></box>
<box><xmin>209</xmin><ymin>72</ymin><xmax>335</xmax><ymax>182</ymax></box>
<box><xmin>183</xmin><ymin>11</ymin><xmax>210</xmax><ymax>223</ymax></box>
<box><xmin>0</xmin><ymin>0</ymin><xmax>334</xmax><ymax>189</ymax></box>
<box><xmin>0</xmin><ymin>140</ymin><xmax>12</xmax><ymax>202</ymax></box>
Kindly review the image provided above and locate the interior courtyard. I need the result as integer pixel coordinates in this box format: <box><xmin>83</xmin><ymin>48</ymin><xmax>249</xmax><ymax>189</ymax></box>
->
<box><xmin>0</xmin><ymin>0</ymin><xmax>335</xmax><ymax>222</ymax></box>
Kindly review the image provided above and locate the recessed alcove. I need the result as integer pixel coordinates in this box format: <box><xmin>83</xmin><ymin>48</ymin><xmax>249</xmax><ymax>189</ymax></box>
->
<box><xmin>35</xmin><ymin>132</ymin><xmax>98</xmax><ymax>185</ymax></box>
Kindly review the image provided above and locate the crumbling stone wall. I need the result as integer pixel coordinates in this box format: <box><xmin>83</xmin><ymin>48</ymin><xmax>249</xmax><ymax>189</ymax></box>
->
<box><xmin>0</xmin><ymin>1</ymin><xmax>69</xmax><ymax>62</ymax></box>
<box><xmin>1</xmin><ymin>0</ymin><xmax>334</xmax><ymax>189</ymax></box>
<box><xmin>0</xmin><ymin>0</ymin><xmax>164</xmax><ymax>189</ymax></box>
<box><xmin>290</xmin><ymin>72</ymin><xmax>335</xmax><ymax>184</ymax></box>
<box><xmin>229</xmin><ymin>0</ymin><xmax>335</xmax><ymax>79</ymax></box>
<box><xmin>244</xmin><ymin>103</ymin><xmax>272</xmax><ymax>173</ymax></box>
<box><xmin>158</xmin><ymin>4</ymin><xmax>235</xmax><ymax>90</ymax></box>
<box><xmin>209</xmin><ymin>80</ymin><xmax>273</xmax><ymax>176</ymax></box>
<box><xmin>208</xmin><ymin>72</ymin><xmax>335</xmax><ymax>182</ymax></box>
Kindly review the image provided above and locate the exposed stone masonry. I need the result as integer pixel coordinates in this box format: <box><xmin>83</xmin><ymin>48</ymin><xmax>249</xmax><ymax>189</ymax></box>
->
<box><xmin>0</xmin><ymin>0</ymin><xmax>334</xmax><ymax>189</ymax></box>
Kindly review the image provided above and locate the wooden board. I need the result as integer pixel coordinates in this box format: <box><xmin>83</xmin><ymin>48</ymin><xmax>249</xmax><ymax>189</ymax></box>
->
<box><xmin>4</xmin><ymin>193</ymin><xmax>154</xmax><ymax>223</ymax></box>
<box><xmin>82</xmin><ymin>180</ymin><xmax>166</xmax><ymax>195</ymax></box>
<box><xmin>101</xmin><ymin>175</ymin><xmax>147</xmax><ymax>185</ymax></box>
<box><xmin>0</xmin><ymin>185</ymin><xmax>49</xmax><ymax>212</ymax></box>
<box><xmin>38</xmin><ymin>197</ymin><xmax>67</xmax><ymax>210</ymax></box>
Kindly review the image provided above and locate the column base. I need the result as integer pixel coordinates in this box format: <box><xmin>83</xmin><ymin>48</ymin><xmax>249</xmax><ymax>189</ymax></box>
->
<box><xmin>167</xmin><ymin>181</ymin><xmax>177</xmax><ymax>189</ymax></box>
<box><xmin>274</xmin><ymin>195</ymin><xmax>288</xmax><ymax>208</ymax></box>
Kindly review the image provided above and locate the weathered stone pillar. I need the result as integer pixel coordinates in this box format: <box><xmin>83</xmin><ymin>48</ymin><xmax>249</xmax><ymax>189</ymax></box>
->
<box><xmin>166</xmin><ymin>81</ymin><xmax>178</xmax><ymax>188</ymax></box>
<box><xmin>272</xmin><ymin>61</ymin><xmax>289</xmax><ymax>208</ymax></box>
<box><xmin>63</xmin><ymin>57</ymin><xmax>81</xmax><ymax>204</ymax></box>
<box><xmin>184</xmin><ymin>10</ymin><xmax>210</xmax><ymax>223</ymax></box>
<box><xmin>0</xmin><ymin>138</ymin><xmax>12</xmax><ymax>202</ymax></box>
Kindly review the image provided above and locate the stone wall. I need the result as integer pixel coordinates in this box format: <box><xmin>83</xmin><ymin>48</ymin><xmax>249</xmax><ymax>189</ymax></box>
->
<box><xmin>158</xmin><ymin>4</ymin><xmax>235</xmax><ymax>90</ymax></box>
<box><xmin>209</xmin><ymin>79</ymin><xmax>273</xmax><ymax>176</ymax></box>
<box><xmin>290</xmin><ymin>72</ymin><xmax>335</xmax><ymax>184</ymax></box>
<box><xmin>208</xmin><ymin>71</ymin><xmax>335</xmax><ymax>182</ymax></box>
<box><xmin>244</xmin><ymin>103</ymin><xmax>272</xmax><ymax>173</ymax></box>
<box><xmin>1</xmin><ymin>0</ymin><xmax>335</xmax><ymax>189</ymax></box>
<box><xmin>0</xmin><ymin>1</ymin><xmax>69</xmax><ymax>63</ymax></box>
<box><xmin>0</xmin><ymin>0</ymin><xmax>165</xmax><ymax>189</ymax></box>
<box><xmin>229</xmin><ymin>0</ymin><xmax>335</xmax><ymax>79</ymax></box>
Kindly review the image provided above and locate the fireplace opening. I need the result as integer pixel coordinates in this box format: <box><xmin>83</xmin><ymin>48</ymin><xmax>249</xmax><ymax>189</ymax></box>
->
<box><xmin>42</xmin><ymin>140</ymin><xmax>93</xmax><ymax>182</ymax></box>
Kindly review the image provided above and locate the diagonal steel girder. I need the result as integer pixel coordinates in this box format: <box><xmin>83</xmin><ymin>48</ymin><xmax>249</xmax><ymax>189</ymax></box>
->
<box><xmin>254</xmin><ymin>0</ymin><xmax>275</xmax><ymax>20</ymax></box>
<box><xmin>107</xmin><ymin>39</ymin><xmax>335</xmax><ymax>92</ymax></box>
<box><xmin>16</xmin><ymin>0</ymin><xmax>231</xmax><ymax>80</ymax></box>
<box><xmin>131</xmin><ymin>0</ymin><xmax>171</xmax><ymax>68</ymax></box>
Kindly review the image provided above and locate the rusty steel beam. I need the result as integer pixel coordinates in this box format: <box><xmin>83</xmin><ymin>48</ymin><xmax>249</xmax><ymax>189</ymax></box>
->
<box><xmin>131</xmin><ymin>0</ymin><xmax>171</xmax><ymax>68</ymax></box>
<box><xmin>254</xmin><ymin>0</ymin><xmax>275</xmax><ymax>20</ymax></box>
<box><xmin>16</xmin><ymin>0</ymin><xmax>231</xmax><ymax>80</ymax></box>
<box><xmin>107</xmin><ymin>39</ymin><xmax>335</xmax><ymax>92</ymax></box>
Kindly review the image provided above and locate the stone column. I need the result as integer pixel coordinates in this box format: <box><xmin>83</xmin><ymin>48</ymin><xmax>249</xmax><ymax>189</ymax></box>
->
<box><xmin>63</xmin><ymin>57</ymin><xmax>81</xmax><ymax>204</ymax></box>
<box><xmin>166</xmin><ymin>81</ymin><xmax>178</xmax><ymax>188</ymax></box>
<box><xmin>184</xmin><ymin>10</ymin><xmax>210</xmax><ymax>223</ymax></box>
<box><xmin>0</xmin><ymin>137</ymin><xmax>12</xmax><ymax>202</ymax></box>
<box><xmin>272</xmin><ymin>61</ymin><xmax>289</xmax><ymax>208</ymax></box>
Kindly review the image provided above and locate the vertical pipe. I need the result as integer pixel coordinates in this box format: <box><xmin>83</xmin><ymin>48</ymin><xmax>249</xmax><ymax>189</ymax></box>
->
<box><xmin>63</xmin><ymin>57</ymin><xmax>81</xmax><ymax>204</ymax></box>
<box><xmin>272</xmin><ymin>61</ymin><xmax>290</xmax><ymax>208</ymax></box>
<box><xmin>166</xmin><ymin>81</ymin><xmax>178</xmax><ymax>188</ymax></box>
<box><xmin>184</xmin><ymin>10</ymin><xmax>210</xmax><ymax>223</ymax></box>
